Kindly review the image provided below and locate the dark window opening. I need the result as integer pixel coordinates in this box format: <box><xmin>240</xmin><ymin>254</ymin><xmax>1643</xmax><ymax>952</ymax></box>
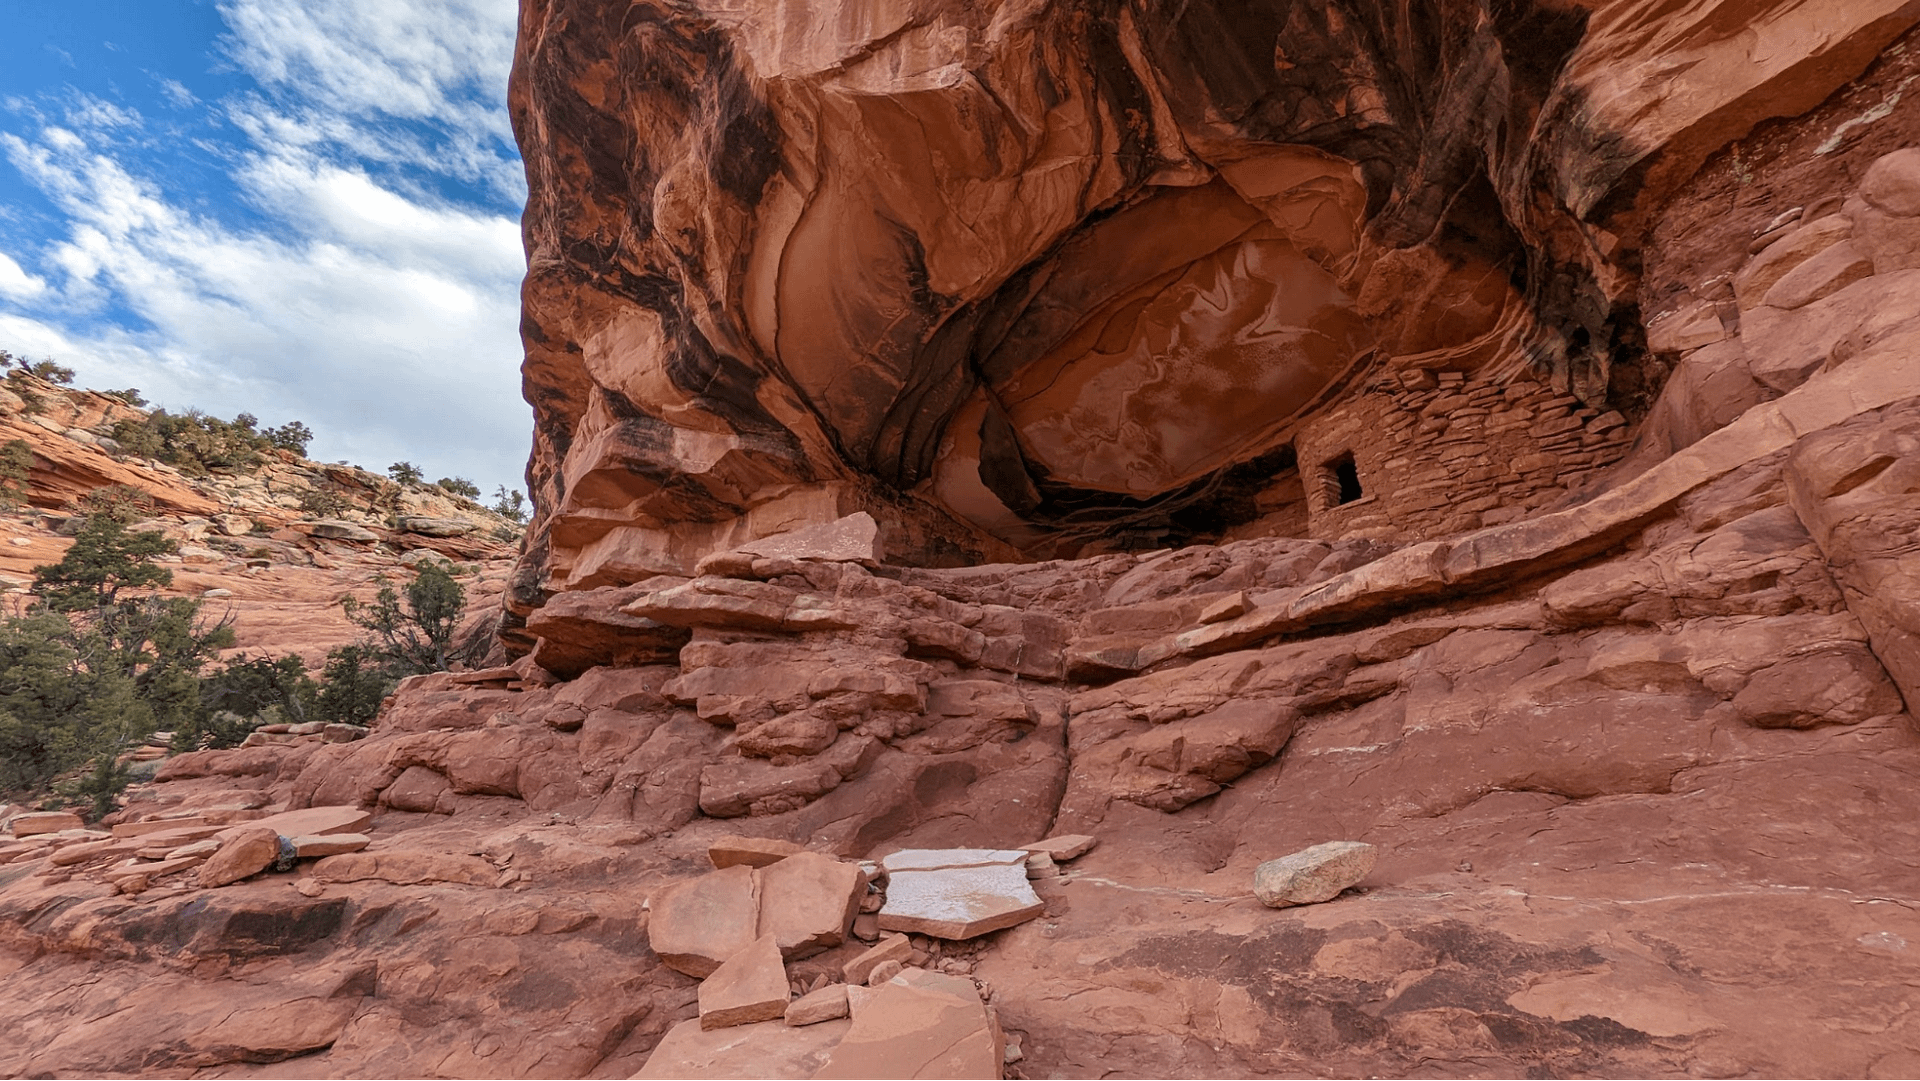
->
<box><xmin>1327</xmin><ymin>453</ymin><xmax>1363</xmax><ymax>505</ymax></box>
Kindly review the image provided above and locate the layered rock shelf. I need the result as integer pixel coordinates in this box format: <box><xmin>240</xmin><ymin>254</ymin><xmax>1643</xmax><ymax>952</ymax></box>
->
<box><xmin>8</xmin><ymin>1</ymin><xmax>1920</xmax><ymax>1077</ymax></box>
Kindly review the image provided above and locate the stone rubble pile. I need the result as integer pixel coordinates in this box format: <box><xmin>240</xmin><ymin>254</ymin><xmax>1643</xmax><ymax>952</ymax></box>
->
<box><xmin>639</xmin><ymin>832</ymin><xmax>1099</xmax><ymax>1078</ymax></box>
<box><xmin>0</xmin><ymin>804</ymin><xmax>371</xmax><ymax>896</ymax></box>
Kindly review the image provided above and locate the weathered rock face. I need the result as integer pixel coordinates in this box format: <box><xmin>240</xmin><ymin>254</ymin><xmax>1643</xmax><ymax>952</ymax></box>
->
<box><xmin>12</xmin><ymin>5</ymin><xmax>1920</xmax><ymax>1080</ymax></box>
<box><xmin>503</xmin><ymin>0</ymin><xmax>1918</xmax><ymax>642</ymax></box>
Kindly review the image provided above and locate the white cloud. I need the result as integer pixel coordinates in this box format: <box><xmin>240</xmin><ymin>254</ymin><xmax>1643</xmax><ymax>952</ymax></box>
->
<box><xmin>0</xmin><ymin>253</ymin><xmax>46</xmax><ymax>300</ymax></box>
<box><xmin>156</xmin><ymin>78</ymin><xmax>197</xmax><ymax>109</ymax></box>
<box><xmin>0</xmin><ymin>1</ymin><xmax>533</xmax><ymax>493</ymax></box>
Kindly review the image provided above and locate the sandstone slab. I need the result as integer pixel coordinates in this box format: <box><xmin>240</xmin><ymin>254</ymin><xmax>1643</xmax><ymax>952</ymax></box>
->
<box><xmin>785</xmin><ymin>983</ymin><xmax>850</xmax><ymax>1026</ymax></box>
<box><xmin>1023</xmin><ymin>834</ymin><xmax>1097</xmax><ymax>861</ymax></box>
<box><xmin>1253</xmin><ymin>841</ymin><xmax>1378</xmax><ymax>908</ymax></box>
<box><xmin>840</xmin><ymin>940</ymin><xmax>913</xmax><ymax>990</ymax></box>
<box><xmin>813</xmin><ymin>968</ymin><xmax>1001</xmax><ymax>1079</ymax></box>
<box><xmin>755</xmin><ymin>851</ymin><xmax>863</xmax><ymax>959</ymax></box>
<box><xmin>399</xmin><ymin>516</ymin><xmax>476</xmax><ymax>537</ymax></box>
<box><xmin>697</xmin><ymin>513</ymin><xmax>883</xmax><ymax>575</ymax></box>
<box><xmin>709</xmin><ymin>834</ymin><xmax>803</xmax><ymax>869</ymax></box>
<box><xmin>698</xmin><ymin>933</ymin><xmax>790</xmax><ymax>1030</ymax></box>
<box><xmin>289</xmin><ymin>833</ymin><xmax>370</xmax><ymax>859</ymax></box>
<box><xmin>879</xmin><ymin>859</ymin><xmax>1044</xmax><ymax>940</ymax></box>
<box><xmin>636</xmin><ymin>1017</ymin><xmax>850</xmax><ymax>1079</ymax></box>
<box><xmin>9</xmin><ymin>812</ymin><xmax>83</xmax><ymax>837</ymax></box>
<box><xmin>196</xmin><ymin>826</ymin><xmax>282</xmax><ymax>889</ymax></box>
<box><xmin>236</xmin><ymin>806</ymin><xmax>370</xmax><ymax>839</ymax></box>
<box><xmin>111</xmin><ymin>816</ymin><xmax>211</xmax><ymax>839</ymax></box>
<box><xmin>649</xmin><ymin>864</ymin><xmax>760</xmax><ymax>977</ymax></box>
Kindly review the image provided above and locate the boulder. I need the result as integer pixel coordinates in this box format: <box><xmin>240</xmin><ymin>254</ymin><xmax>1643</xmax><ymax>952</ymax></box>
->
<box><xmin>1252</xmin><ymin>841</ymin><xmax>1378</xmax><ymax>908</ymax></box>
<box><xmin>697</xmin><ymin>933</ymin><xmax>790</xmax><ymax>1030</ymax></box>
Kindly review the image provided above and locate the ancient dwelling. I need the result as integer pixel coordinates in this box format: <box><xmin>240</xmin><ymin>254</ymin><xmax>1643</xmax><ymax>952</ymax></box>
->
<box><xmin>8</xmin><ymin>0</ymin><xmax>1920</xmax><ymax>1077</ymax></box>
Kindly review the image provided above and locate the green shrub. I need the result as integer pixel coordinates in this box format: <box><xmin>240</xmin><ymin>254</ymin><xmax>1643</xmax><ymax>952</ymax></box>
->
<box><xmin>263</xmin><ymin>421</ymin><xmax>312</xmax><ymax>455</ymax></box>
<box><xmin>437</xmin><ymin>477</ymin><xmax>480</xmax><ymax>500</ymax></box>
<box><xmin>388</xmin><ymin>461</ymin><xmax>423</xmax><ymax>485</ymax></box>
<box><xmin>315</xmin><ymin>644</ymin><xmax>392</xmax><ymax>725</ymax></box>
<box><xmin>491</xmin><ymin>486</ymin><xmax>528</xmax><ymax>524</ymax></box>
<box><xmin>299</xmin><ymin>486</ymin><xmax>350</xmax><ymax>518</ymax></box>
<box><xmin>111</xmin><ymin>409</ymin><xmax>271</xmax><ymax>475</ymax></box>
<box><xmin>343</xmin><ymin>563</ymin><xmax>470</xmax><ymax>675</ymax></box>
<box><xmin>0</xmin><ymin>439</ymin><xmax>31</xmax><ymax>510</ymax></box>
<box><xmin>28</xmin><ymin>361</ymin><xmax>74</xmax><ymax>385</ymax></box>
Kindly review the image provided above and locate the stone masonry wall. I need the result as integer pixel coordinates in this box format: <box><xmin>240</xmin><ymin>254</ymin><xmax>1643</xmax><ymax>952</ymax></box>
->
<box><xmin>1236</xmin><ymin>369</ymin><xmax>1634</xmax><ymax>545</ymax></box>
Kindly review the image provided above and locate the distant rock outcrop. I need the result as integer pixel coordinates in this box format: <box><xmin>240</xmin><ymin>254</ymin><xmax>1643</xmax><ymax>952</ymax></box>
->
<box><xmin>9</xmin><ymin>2</ymin><xmax>1920</xmax><ymax>1078</ymax></box>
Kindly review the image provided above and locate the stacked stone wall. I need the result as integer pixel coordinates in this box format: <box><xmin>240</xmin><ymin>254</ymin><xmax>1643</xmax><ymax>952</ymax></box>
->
<box><xmin>1273</xmin><ymin>369</ymin><xmax>1634</xmax><ymax>544</ymax></box>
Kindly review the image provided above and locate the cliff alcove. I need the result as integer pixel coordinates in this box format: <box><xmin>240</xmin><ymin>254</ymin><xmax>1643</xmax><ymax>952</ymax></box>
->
<box><xmin>10</xmin><ymin>1</ymin><xmax>1920</xmax><ymax>1077</ymax></box>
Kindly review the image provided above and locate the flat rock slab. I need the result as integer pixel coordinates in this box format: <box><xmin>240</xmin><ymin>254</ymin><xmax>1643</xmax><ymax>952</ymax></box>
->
<box><xmin>290</xmin><ymin>833</ymin><xmax>369</xmax><ymax>858</ymax></box>
<box><xmin>1253</xmin><ymin>841</ymin><xmax>1377</xmax><ymax>908</ymax></box>
<box><xmin>813</xmin><ymin>968</ymin><xmax>1001</xmax><ymax>1079</ymax></box>
<box><xmin>236</xmin><ymin>806</ymin><xmax>371</xmax><ymax>839</ymax></box>
<box><xmin>650</xmin><ymin>864</ymin><xmax>760</xmax><ymax>977</ymax></box>
<box><xmin>710</xmin><ymin>834</ymin><xmax>804</xmax><ymax>869</ymax></box>
<box><xmin>756</xmin><ymin>852</ymin><xmax>863</xmax><ymax>959</ymax></box>
<box><xmin>699</xmin><ymin>934</ymin><xmax>791</xmax><ymax>1030</ymax></box>
<box><xmin>638</xmin><ymin>1016</ymin><xmax>851</xmax><ymax>1079</ymax></box>
<box><xmin>111</xmin><ymin>816</ymin><xmax>212</xmax><ymax>838</ymax></box>
<box><xmin>879</xmin><ymin>862</ymin><xmax>1043</xmax><ymax>940</ymax></box>
<box><xmin>197</xmin><ymin>826</ymin><xmax>281</xmax><ymax>888</ymax></box>
<box><xmin>880</xmin><ymin>848</ymin><xmax>1031</xmax><ymax>874</ymax></box>
<box><xmin>785</xmin><ymin>983</ymin><xmax>849</xmax><ymax>1026</ymax></box>
<box><xmin>9</xmin><ymin>812</ymin><xmax>83</xmax><ymax>837</ymax></box>
<box><xmin>1022</xmin><ymin>834</ymin><xmax>1097</xmax><ymax>861</ymax></box>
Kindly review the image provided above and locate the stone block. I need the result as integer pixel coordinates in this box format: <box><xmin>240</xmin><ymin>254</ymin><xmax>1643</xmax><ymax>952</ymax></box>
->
<box><xmin>698</xmin><ymin>933</ymin><xmax>790</xmax><ymax>1030</ymax></box>
<box><xmin>1023</xmin><ymin>834</ymin><xmax>1098</xmax><ymax>861</ymax></box>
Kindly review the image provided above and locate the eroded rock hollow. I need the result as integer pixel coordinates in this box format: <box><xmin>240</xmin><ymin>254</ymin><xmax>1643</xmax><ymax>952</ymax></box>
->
<box><xmin>11</xmin><ymin>1</ymin><xmax>1920</xmax><ymax>1077</ymax></box>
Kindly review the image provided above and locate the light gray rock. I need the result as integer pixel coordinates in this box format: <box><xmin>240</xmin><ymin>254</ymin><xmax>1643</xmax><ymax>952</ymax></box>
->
<box><xmin>306</xmin><ymin>520</ymin><xmax>379</xmax><ymax>542</ymax></box>
<box><xmin>399</xmin><ymin>516</ymin><xmax>476</xmax><ymax>537</ymax></box>
<box><xmin>1252</xmin><ymin>841</ymin><xmax>1376</xmax><ymax>908</ymax></box>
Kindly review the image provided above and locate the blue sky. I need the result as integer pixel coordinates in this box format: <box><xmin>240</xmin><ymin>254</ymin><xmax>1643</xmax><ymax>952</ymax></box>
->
<box><xmin>0</xmin><ymin>0</ymin><xmax>529</xmax><ymax>495</ymax></box>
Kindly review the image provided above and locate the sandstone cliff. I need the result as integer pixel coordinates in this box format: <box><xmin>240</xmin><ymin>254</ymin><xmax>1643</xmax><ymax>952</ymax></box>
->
<box><xmin>0</xmin><ymin>373</ymin><xmax>523</xmax><ymax>665</ymax></box>
<box><xmin>7</xmin><ymin>2</ymin><xmax>1920</xmax><ymax>1078</ymax></box>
